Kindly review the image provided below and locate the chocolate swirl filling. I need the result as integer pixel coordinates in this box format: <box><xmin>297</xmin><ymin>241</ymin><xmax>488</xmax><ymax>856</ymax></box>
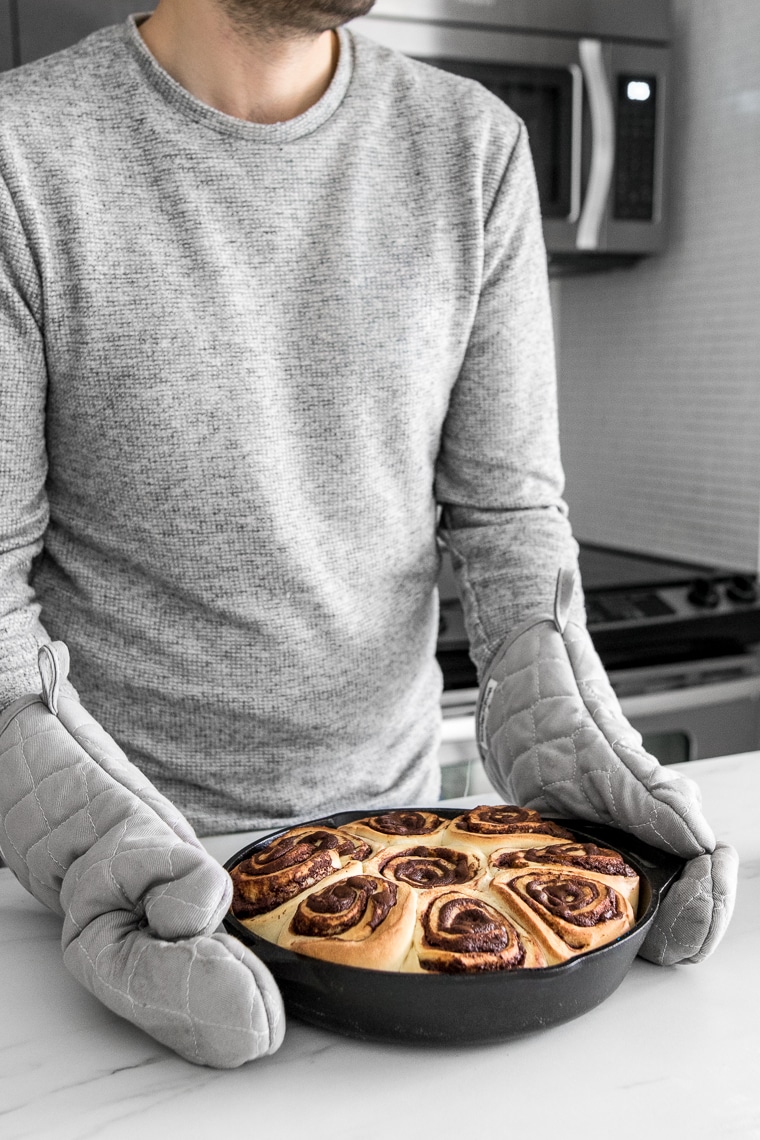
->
<box><xmin>493</xmin><ymin>842</ymin><xmax>637</xmax><ymax>878</ymax></box>
<box><xmin>421</xmin><ymin>895</ymin><xmax>526</xmax><ymax>972</ymax></box>
<box><xmin>513</xmin><ymin>872</ymin><xmax>619</xmax><ymax>927</ymax></box>
<box><xmin>379</xmin><ymin>846</ymin><xmax>477</xmax><ymax>889</ymax></box>
<box><xmin>291</xmin><ymin>876</ymin><xmax>397</xmax><ymax>938</ymax></box>
<box><xmin>355</xmin><ymin>810</ymin><xmax>446</xmax><ymax>836</ymax></box>
<box><xmin>244</xmin><ymin>829</ymin><xmax>370</xmax><ymax>875</ymax></box>
<box><xmin>455</xmin><ymin>805</ymin><xmax>574</xmax><ymax>840</ymax></box>
<box><xmin>231</xmin><ymin>829</ymin><xmax>371</xmax><ymax>919</ymax></box>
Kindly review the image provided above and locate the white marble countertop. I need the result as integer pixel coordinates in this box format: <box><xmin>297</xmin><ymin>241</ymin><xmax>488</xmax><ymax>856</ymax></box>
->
<box><xmin>1</xmin><ymin>753</ymin><xmax>758</xmax><ymax>1140</ymax></box>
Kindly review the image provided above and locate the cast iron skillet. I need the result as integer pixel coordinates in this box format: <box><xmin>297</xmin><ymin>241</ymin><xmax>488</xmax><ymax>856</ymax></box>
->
<box><xmin>223</xmin><ymin>808</ymin><xmax>684</xmax><ymax>1045</ymax></box>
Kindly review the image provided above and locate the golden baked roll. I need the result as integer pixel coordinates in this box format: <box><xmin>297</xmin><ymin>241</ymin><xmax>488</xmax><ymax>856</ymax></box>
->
<box><xmin>340</xmin><ymin>809</ymin><xmax>450</xmax><ymax>850</ymax></box>
<box><xmin>490</xmin><ymin>841</ymin><xmax>640</xmax><ymax>913</ymax></box>
<box><xmin>489</xmin><ymin>867</ymin><xmax>636</xmax><ymax>964</ymax></box>
<box><xmin>365</xmin><ymin>844</ymin><xmax>487</xmax><ymax>901</ymax></box>
<box><xmin>403</xmin><ymin>889</ymin><xmax>546</xmax><ymax>973</ymax></box>
<box><xmin>445</xmin><ymin>804</ymin><xmax>575</xmax><ymax>852</ymax></box>
<box><xmin>276</xmin><ymin>875</ymin><xmax>418</xmax><ymax>971</ymax></box>
<box><xmin>230</xmin><ymin>826</ymin><xmax>370</xmax><ymax>920</ymax></box>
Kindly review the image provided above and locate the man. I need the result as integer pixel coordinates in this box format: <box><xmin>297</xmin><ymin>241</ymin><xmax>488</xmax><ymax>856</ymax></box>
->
<box><xmin>0</xmin><ymin>0</ymin><xmax>736</xmax><ymax>1067</ymax></box>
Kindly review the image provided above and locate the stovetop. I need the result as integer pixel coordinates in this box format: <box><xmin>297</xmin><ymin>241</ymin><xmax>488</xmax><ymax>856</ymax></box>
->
<box><xmin>577</xmin><ymin>543</ymin><xmax>758</xmax><ymax>637</ymax></box>
<box><xmin>578</xmin><ymin>545</ymin><xmax>719</xmax><ymax>591</ymax></box>
<box><xmin>437</xmin><ymin>543</ymin><xmax>760</xmax><ymax>684</ymax></box>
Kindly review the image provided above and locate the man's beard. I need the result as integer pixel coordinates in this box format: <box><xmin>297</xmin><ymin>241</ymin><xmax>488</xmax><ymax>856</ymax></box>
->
<box><xmin>216</xmin><ymin>0</ymin><xmax>376</xmax><ymax>40</ymax></box>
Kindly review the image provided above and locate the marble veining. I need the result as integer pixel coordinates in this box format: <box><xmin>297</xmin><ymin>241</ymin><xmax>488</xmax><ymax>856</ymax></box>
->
<box><xmin>1</xmin><ymin>754</ymin><xmax>759</xmax><ymax>1140</ymax></box>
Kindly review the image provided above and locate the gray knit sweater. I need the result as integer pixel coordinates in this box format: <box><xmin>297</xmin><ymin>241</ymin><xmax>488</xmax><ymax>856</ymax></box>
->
<box><xmin>0</xmin><ymin>17</ymin><xmax>579</xmax><ymax>834</ymax></box>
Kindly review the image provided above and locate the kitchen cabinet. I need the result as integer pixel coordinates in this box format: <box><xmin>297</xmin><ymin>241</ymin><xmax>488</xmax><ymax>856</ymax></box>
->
<box><xmin>14</xmin><ymin>0</ymin><xmax>153</xmax><ymax>64</ymax></box>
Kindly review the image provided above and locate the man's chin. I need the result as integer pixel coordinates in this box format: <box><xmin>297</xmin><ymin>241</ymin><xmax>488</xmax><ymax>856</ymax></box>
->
<box><xmin>217</xmin><ymin>0</ymin><xmax>377</xmax><ymax>39</ymax></box>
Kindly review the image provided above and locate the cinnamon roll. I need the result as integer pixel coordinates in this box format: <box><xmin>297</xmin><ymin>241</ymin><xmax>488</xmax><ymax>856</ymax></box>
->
<box><xmin>489</xmin><ymin>868</ymin><xmax>636</xmax><ymax>964</ymax></box>
<box><xmin>491</xmin><ymin>842</ymin><xmax>640</xmax><ymax>913</ymax></box>
<box><xmin>403</xmin><ymin>889</ymin><xmax>546</xmax><ymax>973</ymax></box>
<box><xmin>365</xmin><ymin>844</ymin><xmax>487</xmax><ymax>900</ymax></box>
<box><xmin>277</xmin><ymin>875</ymin><xmax>418</xmax><ymax>971</ymax></box>
<box><xmin>445</xmin><ymin>805</ymin><xmax>575</xmax><ymax>852</ymax></box>
<box><xmin>341</xmin><ymin>810</ymin><xmax>450</xmax><ymax>850</ymax></box>
<box><xmin>230</xmin><ymin>826</ymin><xmax>370</xmax><ymax>920</ymax></box>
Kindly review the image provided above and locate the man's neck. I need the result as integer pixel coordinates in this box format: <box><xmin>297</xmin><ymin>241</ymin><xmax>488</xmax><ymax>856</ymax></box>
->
<box><xmin>138</xmin><ymin>0</ymin><xmax>339</xmax><ymax>124</ymax></box>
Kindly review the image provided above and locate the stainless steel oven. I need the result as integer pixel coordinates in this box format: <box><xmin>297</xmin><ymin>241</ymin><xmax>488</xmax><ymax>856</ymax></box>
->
<box><xmin>437</xmin><ymin>544</ymin><xmax>760</xmax><ymax>797</ymax></box>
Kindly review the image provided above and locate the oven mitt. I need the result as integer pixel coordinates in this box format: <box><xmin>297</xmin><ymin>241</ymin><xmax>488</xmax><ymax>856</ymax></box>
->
<box><xmin>0</xmin><ymin>642</ymin><xmax>285</xmax><ymax>1067</ymax></box>
<box><xmin>476</xmin><ymin>568</ymin><xmax>739</xmax><ymax>967</ymax></box>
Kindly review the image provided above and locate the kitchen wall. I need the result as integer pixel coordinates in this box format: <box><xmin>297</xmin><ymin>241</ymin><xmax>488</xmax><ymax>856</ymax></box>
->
<box><xmin>556</xmin><ymin>0</ymin><xmax>760</xmax><ymax>572</ymax></box>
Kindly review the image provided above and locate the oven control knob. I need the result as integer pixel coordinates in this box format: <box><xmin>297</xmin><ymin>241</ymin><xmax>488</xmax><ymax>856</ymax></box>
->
<box><xmin>687</xmin><ymin>577</ymin><xmax>720</xmax><ymax>608</ymax></box>
<box><xmin>725</xmin><ymin>574</ymin><xmax>758</xmax><ymax>604</ymax></box>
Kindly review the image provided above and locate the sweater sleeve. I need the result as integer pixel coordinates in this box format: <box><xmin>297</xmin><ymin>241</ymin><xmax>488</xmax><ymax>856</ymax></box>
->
<box><xmin>435</xmin><ymin>119</ymin><xmax>585</xmax><ymax>680</ymax></box>
<box><xmin>0</xmin><ymin>172</ymin><xmax>79</xmax><ymax>709</ymax></box>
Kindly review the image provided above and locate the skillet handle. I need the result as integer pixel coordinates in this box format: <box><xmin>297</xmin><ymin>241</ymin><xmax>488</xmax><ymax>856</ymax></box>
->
<box><xmin>636</xmin><ymin>855</ymin><xmax>684</xmax><ymax>900</ymax></box>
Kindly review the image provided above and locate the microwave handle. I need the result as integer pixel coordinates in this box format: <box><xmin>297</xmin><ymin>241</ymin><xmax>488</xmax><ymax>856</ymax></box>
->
<box><xmin>568</xmin><ymin>63</ymin><xmax>583</xmax><ymax>224</ymax></box>
<box><xmin>576</xmin><ymin>38</ymin><xmax>615</xmax><ymax>250</ymax></box>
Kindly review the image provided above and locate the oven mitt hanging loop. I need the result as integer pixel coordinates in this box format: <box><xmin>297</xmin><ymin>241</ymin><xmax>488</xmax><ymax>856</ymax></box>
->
<box><xmin>0</xmin><ymin>642</ymin><xmax>285</xmax><ymax>1067</ymax></box>
<box><xmin>476</xmin><ymin>569</ymin><xmax>739</xmax><ymax>966</ymax></box>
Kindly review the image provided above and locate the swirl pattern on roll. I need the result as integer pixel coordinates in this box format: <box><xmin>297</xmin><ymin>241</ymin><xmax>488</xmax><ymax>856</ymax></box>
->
<box><xmin>291</xmin><ymin>875</ymin><xmax>397</xmax><ymax>938</ymax></box>
<box><xmin>277</xmin><ymin>874</ymin><xmax>419</xmax><ymax>970</ymax></box>
<box><xmin>450</xmin><ymin>805</ymin><xmax>574</xmax><ymax>842</ymax></box>
<box><xmin>343</xmin><ymin>810</ymin><xmax>450</xmax><ymax>849</ymax></box>
<box><xmin>376</xmin><ymin>845</ymin><xmax>482</xmax><ymax>890</ymax></box>
<box><xmin>359</xmin><ymin>810</ymin><xmax>446</xmax><ymax>836</ymax></box>
<box><xmin>492</xmin><ymin>842</ymin><xmax>637</xmax><ymax>878</ymax></box>
<box><xmin>520</xmin><ymin>871</ymin><xmax>618</xmax><ymax>928</ymax></box>
<box><xmin>490</xmin><ymin>868</ymin><xmax>634</xmax><ymax>961</ymax></box>
<box><xmin>416</xmin><ymin>892</ymin><xmax>531</xmax><ymax>973</ymax></box>
<box><xmin>230</xmin><ymin>827</ymin><xmax>370</xmax><ymax>919</ymax></box>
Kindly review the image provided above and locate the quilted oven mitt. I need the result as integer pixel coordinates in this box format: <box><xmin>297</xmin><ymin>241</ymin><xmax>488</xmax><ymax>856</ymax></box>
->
<box><xmin>0</xmin><ymin>642</ymin><xmax>285</xmax><ymax>1067</ymax></box>
<box><xmin>476</xmin><ymin>569</ymin><xmax>739</xmax><ymax>967</ymax></box>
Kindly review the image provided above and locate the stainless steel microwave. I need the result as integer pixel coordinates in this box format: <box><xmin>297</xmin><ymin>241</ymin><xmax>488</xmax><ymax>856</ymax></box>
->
<box><xmin>351</xmin><ymin>0</ymin><xmax>672</xmax><ymax>272</ymax></box>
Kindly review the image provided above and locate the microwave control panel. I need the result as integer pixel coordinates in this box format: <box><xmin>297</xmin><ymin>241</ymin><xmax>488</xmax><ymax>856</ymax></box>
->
<box><xmin>614</xmin><ymin>75</ymin><xmax>659</xmax><ymax>221</ymax></box>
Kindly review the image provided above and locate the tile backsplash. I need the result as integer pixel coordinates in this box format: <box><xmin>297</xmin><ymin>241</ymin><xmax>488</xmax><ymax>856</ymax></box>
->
<box><xmin>555</xmin><ymin>0</ymin><xmax>760</xmax><ymax>573</ymax></box>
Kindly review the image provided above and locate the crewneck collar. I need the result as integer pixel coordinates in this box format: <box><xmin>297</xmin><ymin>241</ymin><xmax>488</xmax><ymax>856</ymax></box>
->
<box><xmin>122</xmin><ymin>14</ymin><xmax>354</xmax><ymax>142</ymax></box>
